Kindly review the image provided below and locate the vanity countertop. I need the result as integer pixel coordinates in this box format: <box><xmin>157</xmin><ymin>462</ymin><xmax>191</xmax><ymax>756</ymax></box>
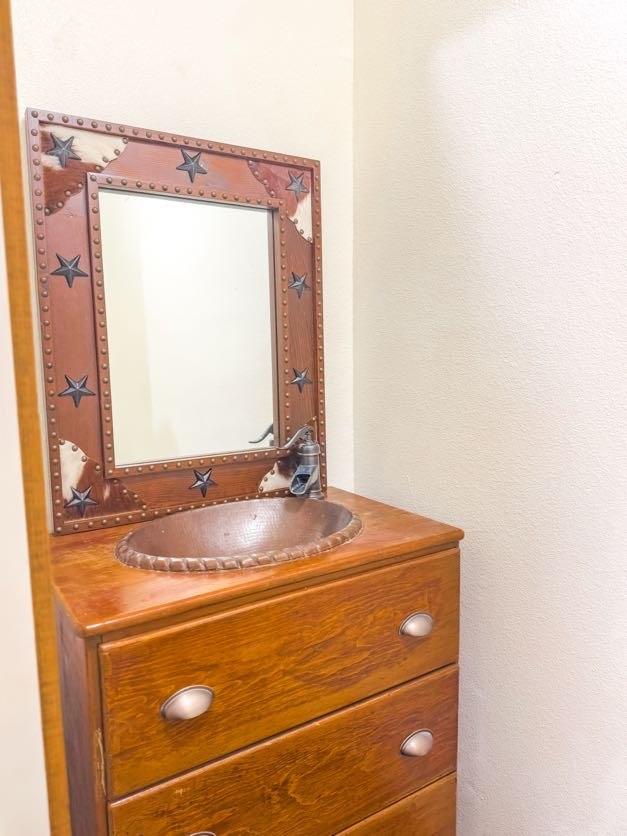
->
<box><xmin>50</xmin><ymin>487</ymin><xmax>463</xmax><ymax>638</ymax></box>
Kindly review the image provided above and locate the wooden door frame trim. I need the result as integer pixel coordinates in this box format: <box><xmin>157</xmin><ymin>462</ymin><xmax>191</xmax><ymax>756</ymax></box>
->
<box><xmin>0</xmin><ymin>2</ymin><xmax>70</xmax><ymax>832</ymax></box>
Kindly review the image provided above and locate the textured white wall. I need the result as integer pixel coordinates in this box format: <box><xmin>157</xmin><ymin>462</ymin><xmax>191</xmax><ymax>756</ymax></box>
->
<box><xmin>355</xmin><ymin>1</ymin><xmax>627</xmax><ymax>833</ymax></box>
<box><xmin>5</xmin><ymin>1</ymin><xmax>353</xmax><ymax>832</ymax></box>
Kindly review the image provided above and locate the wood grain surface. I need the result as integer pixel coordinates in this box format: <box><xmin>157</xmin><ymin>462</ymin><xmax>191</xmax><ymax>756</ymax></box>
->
<box><xmin>52</xmin><ymin>486</ymin><xmax>463</xmax><ymax>637</ymax></box>
<box><xmin>101</xmin><ymin>548</ymin><xmax>459</xmax><ymax>796</ymax></box>
<box><xmin>109</xmin><ymin>666</ymin><xmax>458</xmax><ymax>835</ymax></box>
<box><xmin>338</xmin><ymin>773</ymin><xmax>457</xmax><ymax>835</ymax></box>
<box><xmin>56</xmin><ymin>604</ymin><xmax>108</xmax><ymax>835</ymax></box>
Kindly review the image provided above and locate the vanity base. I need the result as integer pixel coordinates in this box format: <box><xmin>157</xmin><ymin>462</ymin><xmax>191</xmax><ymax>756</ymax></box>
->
<box><xmin>52</xmin><ymin>488</ymin><xmax>463</xmax><ymax>835</ymax></box>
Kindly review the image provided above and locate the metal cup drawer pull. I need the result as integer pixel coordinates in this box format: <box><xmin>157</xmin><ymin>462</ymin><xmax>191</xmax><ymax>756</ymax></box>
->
<box><xmin>400</xmin><ymin>729</ymin><xmax>434</xmax><ymax>757</ymax></box>
<box><xmin>189</xmin><ymin>832</ymin><xmax>216</xmax><ymax>836</ymax></box>
<box><xmin>399</xmin><ymin>611</ymin><xmax>434</xmax><ymax>638</ymax></box>
<box><xmin>160</xmin><ymin>685</ymin><xmax>214</xmax><ymax>722</ymax></box>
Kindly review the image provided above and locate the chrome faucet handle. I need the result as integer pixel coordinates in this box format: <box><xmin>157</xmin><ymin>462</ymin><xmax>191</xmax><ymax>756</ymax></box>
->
<box><xmin>283</xmin><ymin>425</ymin><xmax>315</xmax><ymax>451</ymax></box>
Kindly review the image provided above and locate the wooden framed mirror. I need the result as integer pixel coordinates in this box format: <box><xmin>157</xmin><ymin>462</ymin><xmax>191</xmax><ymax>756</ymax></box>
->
<box><xmin>25</xmin><ymin>109</ymin><xmax>326</xmax><ymax>534</ymax></box>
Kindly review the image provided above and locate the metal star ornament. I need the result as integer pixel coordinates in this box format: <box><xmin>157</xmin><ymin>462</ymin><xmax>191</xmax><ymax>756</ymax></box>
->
<box><xmin>58</xmin><ymin>374</ymin><xmax>95</xmax><ymax>408</ymax></box>
<box><xmin>176</xmin><ymin>149</ymin><xmax>207</xmax><ymax>182</ymax></box>
<box><xmin>288</xmin><ymin>271</ymin><xmax>310</xmax><ymax>298</ymax></box>
<box><xmin>65</xmin><ymin>486</ymin><xmax>97</xmax><ymax>517</ymax></box>
<box><xmin>189</xmin><ymin>468</ymin><xmax>216</xmax><ymax>497</ymax></box>
<box><xmin>286</xmin><ymin>171</ymin><xmax>309</xmax><ymax>199</ymax></box>
<box><xmin>290</xmin><ymin>368</ymin><xmax>312</xmax><ymax>393</ymax></box>
<box><xmin>48</xmin><ymin>134</ymin><xmax>81</xmax><ymax>167</ymax></box>
<box><xmin>51</xmin><ymin>254</ymin><xmax>88</xmax><ymax>288</ymax></box>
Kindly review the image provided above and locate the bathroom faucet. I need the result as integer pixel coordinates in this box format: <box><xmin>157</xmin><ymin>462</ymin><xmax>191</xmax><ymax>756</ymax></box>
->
<box><xmin>283</xmin><ymin>425</ymin><xmax>323</xmax><ymax>499</ymax></box>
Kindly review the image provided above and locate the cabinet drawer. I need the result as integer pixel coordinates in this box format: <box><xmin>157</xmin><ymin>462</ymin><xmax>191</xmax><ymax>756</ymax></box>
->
<box><xmin>109</xmin><ymin>666</ymin><xmax>458</xmax><ymax>835</ymax></box>
<box><xmin>101</xmin><ymin>548</ymin><xmax>459</xmax><ymax>797</ymax></box>
<box><xmin>338</xmin><ymin>773</ymin><xmax>457</xmax><ymax>835</ymax></box>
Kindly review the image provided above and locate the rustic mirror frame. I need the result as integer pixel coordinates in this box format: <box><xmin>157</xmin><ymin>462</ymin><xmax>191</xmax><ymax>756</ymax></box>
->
<box><xmin>25</xmin><ymin>108</ymin><xmax>326</xmax><ymax>534</ymax></box>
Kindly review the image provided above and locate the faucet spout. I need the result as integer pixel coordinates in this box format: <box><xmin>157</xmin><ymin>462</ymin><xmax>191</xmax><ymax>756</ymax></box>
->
<box><xmin>290</xmin><ymin>463</ymin><xmax>321</xmax><ymax>497</ymax></box>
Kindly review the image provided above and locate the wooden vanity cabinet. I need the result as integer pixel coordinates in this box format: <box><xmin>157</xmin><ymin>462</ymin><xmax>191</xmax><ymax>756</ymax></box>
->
<box><xmin>52</xmin><ymin>488</ymin><xmax>463</xmax><ymax>835</ymax></box>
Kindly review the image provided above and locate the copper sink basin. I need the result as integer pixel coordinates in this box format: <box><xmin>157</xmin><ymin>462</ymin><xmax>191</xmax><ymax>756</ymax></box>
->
<box><xmin>115</xmin><ymin>497</ymin><xmax>362</xmax><ymax>572</ymax></box>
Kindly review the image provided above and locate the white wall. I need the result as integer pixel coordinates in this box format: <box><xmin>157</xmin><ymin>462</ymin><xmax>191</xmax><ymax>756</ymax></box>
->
<box><xmin>5</xmin><ymin>1</ymin><xmax>354</xmax><ymax>831</ymax></box>
<box><xmin>355</xmin><ymin>1</ymin><xmax>626</xmax><ymax>834</ymax></box>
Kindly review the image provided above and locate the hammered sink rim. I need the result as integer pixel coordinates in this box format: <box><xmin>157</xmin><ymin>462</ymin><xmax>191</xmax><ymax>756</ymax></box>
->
<box><xmin>115</xmin><ymin>497</ymin><xmax>363</xmax><ymax>572</ymax></box>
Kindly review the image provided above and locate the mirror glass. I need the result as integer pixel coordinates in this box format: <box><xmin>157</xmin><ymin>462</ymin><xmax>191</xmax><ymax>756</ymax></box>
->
<box><xmin>99</xmin><ymin>189</ymin><xmax>276</xmax><ymax>466</ymax></box>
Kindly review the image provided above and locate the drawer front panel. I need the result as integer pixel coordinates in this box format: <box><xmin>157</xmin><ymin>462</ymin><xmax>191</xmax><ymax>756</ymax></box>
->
<box><xmin>110</xmin><ymin>666</ymin><xmax>458</xmax><ymax>835</ymax></box>
<box><xmin>338</xmin><ymin>773</ymin><xmax>457</xmax><ymax>835</ymax></box>
<box><xmin>101</xmin><ymin>548</ymin><xmax>459</xmax><ymax>797</ymax></box>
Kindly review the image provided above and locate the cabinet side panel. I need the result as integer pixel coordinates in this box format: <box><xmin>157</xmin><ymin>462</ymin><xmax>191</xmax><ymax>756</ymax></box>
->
<box><xmin>56</xmin><ymin>603</ymin><xmax>108</xmax><ymax>835</ymax></box>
